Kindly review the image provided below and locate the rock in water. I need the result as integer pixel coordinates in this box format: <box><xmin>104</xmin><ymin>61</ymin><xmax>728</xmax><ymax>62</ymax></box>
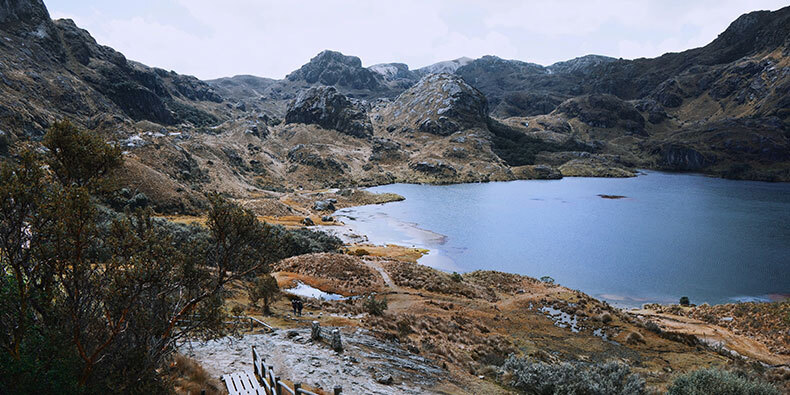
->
<box><xmin>285</xmin><ymin>86</ymin><xmax>373</xmax><ymax>138</ymax></box>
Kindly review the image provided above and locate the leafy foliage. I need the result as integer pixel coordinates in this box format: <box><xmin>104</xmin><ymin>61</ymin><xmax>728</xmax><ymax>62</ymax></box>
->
<box><xmin>503</xmin><ymin>356</ymin><xmax>645</xmax><ymax>395</ymax></box>
<box><xmin>667</xmin><ymin>368</ymin><xmax>780</xmax><ymax>395</ymax></box>
<box><xmin>0</xmin><ymin>123</ymin><xmax>284</xmax><ymax>392</ymax></box>
<box><xmin>246</xmin><ymin>274</ymin><xmax>280</xmax><ymax>315</ymax></box>
<box><xmin>363</xmin><ymin>295</ymin><xmax>388</xmax><ymax>316</ymax></box>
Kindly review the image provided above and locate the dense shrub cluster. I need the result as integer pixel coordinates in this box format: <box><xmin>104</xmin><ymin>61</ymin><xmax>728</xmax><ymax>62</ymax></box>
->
<box><xmin>0</xmin><ymin>121</ymin><xmax>292</xmax><ymax>393</ymax></box>
<box><xmin>502</xmin><ymin>356</ymin><xmax>645</xmax><ymax>395</ymax></box>
<box><xmin>363</xmin><ymin>295</ymin><xmax>388</xmax><ymax>316</ymax></box>
<box><xmin>667</xmin><ymin>368</ymin><xmax>780</xmax><ymax>395</ymax></box>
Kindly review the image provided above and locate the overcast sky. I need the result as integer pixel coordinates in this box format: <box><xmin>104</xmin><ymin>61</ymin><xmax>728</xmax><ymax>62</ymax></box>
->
<box><xmin>46</xmin><ymin>0</ymin><xmax>787</xmax><ymax>80</ymax></box>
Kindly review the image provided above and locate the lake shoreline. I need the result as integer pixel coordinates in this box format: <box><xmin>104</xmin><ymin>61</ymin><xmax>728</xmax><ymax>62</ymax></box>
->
<box><xmin>324</xmin><ymin>171</ymin><xmax>790</xmax><ymax>308</ymax></box>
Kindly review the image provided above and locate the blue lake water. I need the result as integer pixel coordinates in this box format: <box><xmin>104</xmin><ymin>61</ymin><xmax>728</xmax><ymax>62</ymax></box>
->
<box><xmin>334</xmin><ymin>171</ymin><xmax>790</xmax><ymax>307</ymax></box>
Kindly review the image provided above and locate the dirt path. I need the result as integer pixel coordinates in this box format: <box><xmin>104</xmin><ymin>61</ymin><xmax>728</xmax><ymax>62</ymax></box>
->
<box><xmin>365</xmin><ymin>259</ymin><xmax>395</xmax><ymax>288</ymax></box>
<box><xmin>631</xmin><ymin>309</ymin><xmax>790</xmax><ymax>366</ymax></box>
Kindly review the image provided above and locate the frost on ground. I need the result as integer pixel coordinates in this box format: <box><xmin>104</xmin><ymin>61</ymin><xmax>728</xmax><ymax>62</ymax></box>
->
<box><xmin>180</xmin><ymin>327</ymin><xmax>445</xmax><ymax>394</ymax></box>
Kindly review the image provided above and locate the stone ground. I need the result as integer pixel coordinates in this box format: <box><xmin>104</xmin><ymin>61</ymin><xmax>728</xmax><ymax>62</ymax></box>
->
<box><xmin>180</xmin><ymin>326</ymin><xmax>445</xmax><ymax>394</ymax></box>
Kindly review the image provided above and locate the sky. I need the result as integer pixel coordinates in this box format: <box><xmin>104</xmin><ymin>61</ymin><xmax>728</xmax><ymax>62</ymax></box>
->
<box><xmin>46</xmin><ymin>0</ymin><xmax>788</xmax><ymax>80</ymax></box>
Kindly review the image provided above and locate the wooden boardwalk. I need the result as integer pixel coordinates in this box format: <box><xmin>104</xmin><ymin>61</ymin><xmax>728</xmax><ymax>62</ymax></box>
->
<box><xmin>222</xmin><ymin>345</ymin><xmax>340</xmax><ymax>395</ymax></box>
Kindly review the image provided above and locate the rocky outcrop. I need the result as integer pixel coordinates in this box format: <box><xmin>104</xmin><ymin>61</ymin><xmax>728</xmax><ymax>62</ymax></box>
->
<box><xmin>656</xmin><ymin>144</ymin><xmax>712</xmax><ymax>171</ymax></box>
<box><xmin>379</xmin><ymin>73</ymin><xmax>488</xmax><ymax>136</ymax></box>
<box><xmin>553</xmin><ymin>94</ymin><xmax>646</xmax><ymax>136</ymax></box>
<box><xmin>286</xmin><ymin>50</ymin><xmax>384</xmax><ymax>92</ymax></box>
<box><xmin>511</xmin><ymin>165</ymin><xmax>562</xmax><ymax>180</ymax></box>
<box><xmin>284</xmin><ymin>86</ymin><xmax>373</xmax><ymax>138</ymax></box>
<box><xmin>558</xmin><ymin>158</ymin><xmax>636</xmax><ymax>178</ymax></box>
<box><xmin>409</xmin><ymin>160</ymin><xmax>457</xmax><ymax>177</ymax></box>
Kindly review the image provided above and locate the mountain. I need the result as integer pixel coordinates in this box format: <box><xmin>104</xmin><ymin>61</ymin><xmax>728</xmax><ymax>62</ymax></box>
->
<box><xmin>1</xmin><ymin>1</ymin><xmax>789</xmax><ymax>215</ymax></box>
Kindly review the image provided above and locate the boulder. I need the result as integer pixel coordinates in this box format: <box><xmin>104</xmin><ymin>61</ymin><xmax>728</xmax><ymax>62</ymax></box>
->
<box><xmin>285</xmin><ymin>86</ymin><xmax>373</xmax><ymax>138</ymax></box>
<box><xmin>313</xmin><ymin>199</ymin><xmax>336</xmax><ymax>211</ymax></box>
<box><xmin>374</xmin><ymin>371</ymin><xmax>393</xmax><ymax>385</ymax></box>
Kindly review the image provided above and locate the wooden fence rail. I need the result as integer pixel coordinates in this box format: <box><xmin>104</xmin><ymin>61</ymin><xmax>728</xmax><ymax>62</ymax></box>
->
<box><xmin>249</xmin><ymin>345</ymin><xmax>341</xmax><ymax>395</ymax></box>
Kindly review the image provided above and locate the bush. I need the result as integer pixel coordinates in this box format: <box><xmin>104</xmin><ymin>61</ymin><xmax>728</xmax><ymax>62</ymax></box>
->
<box><xmin>284</xmin><ymin>227</ymin><xmax>343</xmax><ymax>255</ymax></box>
<box><xmin>350</xmin><ymin>248</ymin><xmax>370</xmax><ymax>256</ymax></box>
<box><xmin>450</xmin><ymin>272</ymin><xmax>463</xmax><ymax>282</ymax></box>
<box><xmin>540</xmin><ymin>276</ymin><xmax>555</xmax><ymax>284</ymax></box>
<box><xmin>246</xmin><ymin>274</ymin><xmax>279</xmax><ymax>315</ymax></box>
<box><xmin>667</xmin><ymin>368</ymin><xmax>780</xmax><ymax>395</ymax></box>
<box><xmin>503</xmin><ymin>356</ymin><xmax>646</xmax><ymax>394</ymax></box>
<box><xmin>680</xmin><ymin>296</ymin><xmax>690</xmax><ymax>306</ymax></box>
<box><xmin>598</xmin><ymin>312</ymin><xmax>613</xmax><ymax>324</ymax></box>
<box><xmin>625</xmin><ymin>331</ymin><xmax>645</xmax><ymax>344</ymax></box>
<box><xmin>364</xmin><ymin>295</ymin><xmax>387</xmax><ymax>316</ymax></box>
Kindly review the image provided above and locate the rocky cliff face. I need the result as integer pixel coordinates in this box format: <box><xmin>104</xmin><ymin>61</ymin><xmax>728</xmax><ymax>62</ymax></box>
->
<box><xmin>377</xmin><ymin>73</ymin><xmax>488</xmax><ymax>136</ymax></box>
<box><xmin>285</xmin><ymin>86</ymin><xmax>372</xmax><ymax>138</ymax></box>
<box><xmin>286</xmin><ymin>50</ymin><xmax>386</xmax><ymax>95</ymax></box>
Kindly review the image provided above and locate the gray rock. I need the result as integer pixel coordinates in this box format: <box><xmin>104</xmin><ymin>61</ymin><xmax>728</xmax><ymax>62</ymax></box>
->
<box><xmin>313</xmin><ymin>199</ymin><xmax>336</xmax><ymax>211</ymax></box>
<box><xmin>302</xmin><ymin>217</ymin><xmax>315</xmax><ymax>226</ymax></box>
<box><xmin>285</xmin><ymin>86</ymin><xmax>373</xmax><ymax>138</ymax></box>
<box><xmin>374</xmin><ymin>371</ymin><xmax>393</xmax><ymax>385</ymax></box>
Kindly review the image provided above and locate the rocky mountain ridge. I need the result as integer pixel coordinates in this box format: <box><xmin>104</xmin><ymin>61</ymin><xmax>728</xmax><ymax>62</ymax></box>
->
<box><xmin>1</xmin><ymin>0</ymin><xmax>789</xmax><ymax>215</ymax></box>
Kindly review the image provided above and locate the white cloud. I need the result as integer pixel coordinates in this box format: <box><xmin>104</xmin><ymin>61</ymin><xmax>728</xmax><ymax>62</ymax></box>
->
<box><xmin>45</xmin><ymin>0</ymin><xmax>789</xmax><ymax>80</ymax></box>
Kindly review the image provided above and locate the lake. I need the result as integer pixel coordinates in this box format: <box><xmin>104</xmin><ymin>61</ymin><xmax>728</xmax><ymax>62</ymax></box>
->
<box><xmin>333</xmin><ymin>171</ymin><xmax>790</xmax><ymax>307</ymax></box>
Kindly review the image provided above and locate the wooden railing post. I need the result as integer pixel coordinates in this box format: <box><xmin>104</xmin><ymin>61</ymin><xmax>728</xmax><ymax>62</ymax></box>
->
<box><xmin>250</xmin><ymin>317</ymin><xmax>254</xmax><ymax>331</ymax></box>
<box><xmin>333</xmin><ymin>386</ymin><xmax>342</xmax><ymax>394</ymax></box>
<box><xmin>294</xmin><ymin>383</ymin><xmax>301</xmax><ymax>394</ymax></box>
<box><xmin>274</xmin><ymin>376</ymin><xmax>282</xmax><ymax>395</ymax></box>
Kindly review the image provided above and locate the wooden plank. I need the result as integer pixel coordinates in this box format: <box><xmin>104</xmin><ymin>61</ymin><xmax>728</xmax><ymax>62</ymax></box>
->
<box><xmin>247</xmin><ymin>371</ymin><xmax>262</xmax><ymax>389</ymax></box>
<box><xmin>232</xmin><ymin>372</ymin><xmax>245</xmax><ymax>393</ymax></box>
<box><xmin>223</xmin><ymin>374</ymin><xmax>239</xmax><ymax>395</ymax></box>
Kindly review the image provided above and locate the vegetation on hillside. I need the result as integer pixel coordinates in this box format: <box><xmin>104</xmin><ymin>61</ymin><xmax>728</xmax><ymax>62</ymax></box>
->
<box><xmin>0</xmin><ymin>121</ymin><xmax>331</xmax><ymax>393</ymax></box>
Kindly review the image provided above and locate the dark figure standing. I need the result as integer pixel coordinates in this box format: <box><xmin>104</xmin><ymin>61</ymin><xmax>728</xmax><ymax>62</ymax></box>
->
<box><xmin>297</xmin><ymin>299</ymin><xmax>304</xmax><ymax>316</ymax></box>
<box><xmin>291</xmin><ymin>298</ymin><xmax>299</xmax><ymax>316</ymax></box>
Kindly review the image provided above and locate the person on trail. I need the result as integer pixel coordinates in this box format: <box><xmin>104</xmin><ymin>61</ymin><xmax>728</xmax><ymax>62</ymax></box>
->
<box><xmin>297</xmin><ymin>299</ymin><xmax>304</xmax><ymax>316</ymax></box>
<box><xmin>291</xmin><ymin>298</ymin><xmax>299</xmax><ymax>316</ymax></box>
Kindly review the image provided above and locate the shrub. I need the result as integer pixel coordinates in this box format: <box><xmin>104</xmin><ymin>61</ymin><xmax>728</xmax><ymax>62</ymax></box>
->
<box><xmin>540</xmin><ymin>276</ymin><xmax>555</xmax><ymax>284</ymax></box>
<box><xmin>503</xmin><ymin>356</ymin><xmax>646</xmax><ymax>394</ymax></box>
<box><xmin>246</xmin><ymin>274</ymin><xmax>279</xmax><ymax>315</ymax></box>
<box><xmin>625</xmin><ymin>331</ymin><xmax>645</xmax><ymax>344</ymax></box>
<box><xmin>679</xmin><ymin>296</ymin><xmax>690</xmax><ymax>306</ymax></box>
<box><xmin>450</xmin><ymin>272</ymin><xmax>463</xmax><ymax>282</ymax></box>
<box><xmin>350</xmin><ymin>248</ymin><xmax>370</xmax><ymax>256</ymax></box>
<box><xmin>598</xmin><ymin>312</ymin><xmax>613</xmax><ymax>324</ymax></box>
<box><xmin>644</xmin><ymin>321</ymin><xmax>662</xmax><ymax>334</ymax></box>
<box><xmin>364</xmin><ymin>295</ymin><xmax>388</xmax><ymax>316</ymax></box>
<box><xmin>667</xmin><ymin>368</ymin><xmax>780</xmax><ymax>395</ymax></box>
<box><xmin>284</xmin><ymin>227</ymin><xmax>343</xmax><ymax>255</ymax></box>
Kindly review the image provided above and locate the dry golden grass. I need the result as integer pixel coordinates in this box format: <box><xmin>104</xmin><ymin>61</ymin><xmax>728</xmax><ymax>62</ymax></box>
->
<box><xmin>169</xmin><ymin>354</ymin><xmax>226</xmax><ymax>395</ymax></box>
<box><xmin>347</xmin><ymin>244</ymin><xmax>427</xmax><ymax>263</ymax></box>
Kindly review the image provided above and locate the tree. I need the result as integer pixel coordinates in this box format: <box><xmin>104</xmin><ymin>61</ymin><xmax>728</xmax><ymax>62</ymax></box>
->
<box><xmin>0</xmin><ymin>122</ymin><xmax>285</xmax><ymax>392</ymax></box>
<box><xmin>247</xmin><ymin>274</ymin><xmax>279</xmax><ymax>315</ymax></box>
<box><xmin>43</xmin><ymin>120</ymin><xmax>121</xmax><ymax>191</ymax></box>
<box><xmin>679</xmin><ymin>296</ymin><xmax>690</xmax><ymax>306</ymax></box>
